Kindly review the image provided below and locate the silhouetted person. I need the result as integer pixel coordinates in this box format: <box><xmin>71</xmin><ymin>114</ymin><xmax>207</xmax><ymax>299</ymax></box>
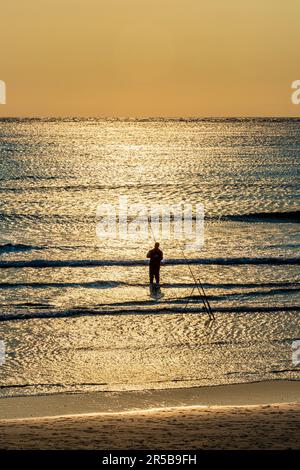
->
<box><xmin>147</xmin><ymin>242</ymin><xmax>163</xmax><ymax>285</ymax></box>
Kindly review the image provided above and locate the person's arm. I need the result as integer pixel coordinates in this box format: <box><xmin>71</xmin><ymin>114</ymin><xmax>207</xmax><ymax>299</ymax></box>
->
<box><xmin>146</xmin><ymin>250</ymin><xmax>152</xmax><ymax>258</ymax></box>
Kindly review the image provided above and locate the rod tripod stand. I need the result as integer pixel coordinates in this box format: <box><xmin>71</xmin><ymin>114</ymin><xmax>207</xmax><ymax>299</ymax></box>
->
<box><xmin>180</xmin><ymin>249</ymin><xmax>215</xmax><ymax>324</ymax></box>
<box><xmin>184</xmin><ymin>277</ymin><xmax>215</xmax><ymax>322</ymax></box>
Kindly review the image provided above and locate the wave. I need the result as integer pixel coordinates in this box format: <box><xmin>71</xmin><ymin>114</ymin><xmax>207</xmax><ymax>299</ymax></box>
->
<box><xmin>0</xmin><ymin>280</ymin><xmax>122</xmax><ymax>289</ymax></box>
<box><xmin>0</xmin><ymin>243</ymin><xmax>43</xmax><ymax>254</ymax></box>
<box><xmin>212</xmin><ymin>211</ymin><xmax>300</xmax><ymax>223</ymax></box>
<box><xmin>0</xmin><ymin>181</ymin><xmax>176</xmax><ymax>193</ymax></box>
<box><xmin>0</xmin><ymin>212</ymin><xmax>90</xmax><ymax>223</ymax></box>
<box><xmin>0</xmin><ymin>281</ymin><xmax>297</xmax><ymax>290</ymax></box>
<box><xmin>0</xmin><ymin>175</ymin><xmax>61</xmax><ymax>182</ymax></box>
<box><xmin>0</xmin><ymin>243</ymin><xmax>94</xmax><ymax>254</ymax></box>
<box><xmin>0</xmin><ymin>257</ymin><xmax>299</xmax><ymax>269</ymax></box>
<box><xmin>1</xmin><ymin>287</ymin><xmax>298</xmax><ymax>312</ymax></box>
<box><xmin>1</xmin><ymin>305</ymin><xmax>299</xmax><ymax>322</ymax></box>
<box><xmin>0</xmin><ymin>210</ymin><xmax>299</xmax><ymax>224</ymax></box>
<box><xmin>85</xmin><ymin>287</ymin><xmax>300</xmax><ymax>306</ymax></box>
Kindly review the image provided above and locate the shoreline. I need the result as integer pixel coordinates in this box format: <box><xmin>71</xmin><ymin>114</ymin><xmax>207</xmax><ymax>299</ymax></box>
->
<box><xmin>1</xmin><ymin>403</ymin><xmax>299</xmax><ymax>450</ymax></box>
<box><xmin>1</xmin><ymin>381</ymin><xmax>300</xmax><ymax>449</ymax></box>
<box><xmin>1</xmin><ymin>380</ymin><xmax>300</xmax><ymax>420</ymax></box>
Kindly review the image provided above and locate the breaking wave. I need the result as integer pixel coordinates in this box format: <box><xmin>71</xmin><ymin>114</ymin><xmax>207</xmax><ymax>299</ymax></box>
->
<box><xmin>0</xmin><ymin>257</ymin><xmax>299</xmax><ymax>269</ymax></box>
<box><xmin>0</xmin><ymin>304</ymin><xmax>299</xmax><ymax>322</ymax></box>
<box><xmin>0</xmin><ymin>243</ymin><xmax>44</xmax><ymax>254</ymax></box>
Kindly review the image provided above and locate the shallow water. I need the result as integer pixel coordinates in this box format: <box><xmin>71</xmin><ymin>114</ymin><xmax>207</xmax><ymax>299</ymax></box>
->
<box><xmin>0</xmin><ymin>118</ymin><xmax>299</xmax><ymax>397</ymax></box>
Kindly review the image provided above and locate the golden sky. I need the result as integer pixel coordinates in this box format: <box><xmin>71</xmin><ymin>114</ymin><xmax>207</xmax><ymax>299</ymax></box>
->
<box><xmin>0</xmin><ymin>0</ymin><xmax>299</xmax><ymax>117</ymax></box>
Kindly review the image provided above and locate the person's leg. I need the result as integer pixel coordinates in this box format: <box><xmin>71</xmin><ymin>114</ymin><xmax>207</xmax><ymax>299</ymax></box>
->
<box><xmin>155</xmin><ymin>267</ymin><xmax>160</xmax><ymax>284</ymax></box>
<box><xmin>149</xmin><ymin>266</ymin><xmax>154</xmax><ymax>284</ymax></box>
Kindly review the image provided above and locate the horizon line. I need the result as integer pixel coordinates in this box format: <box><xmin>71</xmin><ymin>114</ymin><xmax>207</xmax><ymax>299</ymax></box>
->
<box><xmin>0</xmin><ymin>115</ymin><xmax>299</xmax><ymax>120</ymax></box>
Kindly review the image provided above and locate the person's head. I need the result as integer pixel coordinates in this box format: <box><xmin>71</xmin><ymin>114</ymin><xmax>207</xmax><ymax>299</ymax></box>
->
<box><xmin>154</xmin><ymin>242</ymin><xmax>160</xmax><ymax>249</ymax></box>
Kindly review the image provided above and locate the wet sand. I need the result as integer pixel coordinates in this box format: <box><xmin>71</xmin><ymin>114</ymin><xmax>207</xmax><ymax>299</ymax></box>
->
<box><xmin>1</xmin><ymin>381</ymin><xmax>300</xmax><ymax>449</ymax></box>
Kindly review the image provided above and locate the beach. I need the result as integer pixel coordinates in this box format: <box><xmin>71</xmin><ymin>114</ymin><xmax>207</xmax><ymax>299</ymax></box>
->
<box><xmin>1</xmin><ymin>381</ymin><xmax>300</xmax><ymax>449</ymax></box>
<box><xmin>0</xmin><ymin>118</ymin><xmax>299</xmax><ymax>450</ymax></box>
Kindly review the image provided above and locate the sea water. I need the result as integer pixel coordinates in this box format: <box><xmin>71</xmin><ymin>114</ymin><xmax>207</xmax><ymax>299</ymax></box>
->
<box><xmin>0</xmin><ymin>118</ymin><xmax>299</xmax><ymax>397</ymax></box>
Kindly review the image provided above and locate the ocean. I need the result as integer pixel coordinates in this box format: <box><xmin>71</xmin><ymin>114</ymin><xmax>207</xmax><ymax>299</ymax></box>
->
<box><xmin>0</xmin><ymin>117</ymin><xmax>299</xmax><ymax>398</ymax></box>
